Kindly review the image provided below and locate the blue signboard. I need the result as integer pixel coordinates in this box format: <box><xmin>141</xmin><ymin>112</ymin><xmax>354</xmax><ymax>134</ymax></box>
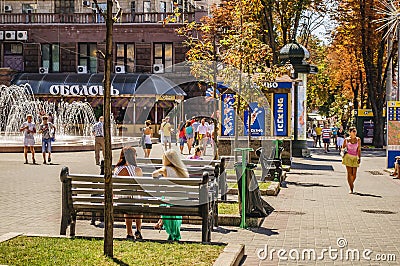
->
<box><xmin>244</xmin><ymin>102</ymin><xmax>265</xmax><ymax>136</ymax></box>
<box><xmin>221</xmin><ymin>94</ymin><xmax>235</xmax><ymax>136</ymax></box>
<box><xmin>273</xmin><ymin>93</ymin><xmax>288</xmax><ymax>136</ymax></box>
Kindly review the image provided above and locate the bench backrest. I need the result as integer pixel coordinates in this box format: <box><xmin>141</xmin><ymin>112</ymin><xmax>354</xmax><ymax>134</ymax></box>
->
<box><xmin>60</xmin><ymin>167</ymin><xmax>210</xmax><ymax>209</ymax></box>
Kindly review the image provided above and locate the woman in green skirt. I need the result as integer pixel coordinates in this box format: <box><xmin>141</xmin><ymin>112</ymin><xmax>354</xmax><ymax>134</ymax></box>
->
<box><xmin>152</xmin><ymin>149</ymin><xmax>189</xmax><ymax>240</ymax></box>
<box><xmin>342</xmin><ymin>127</ymin><xmax>361</xmax><ymax>194</ymax></box>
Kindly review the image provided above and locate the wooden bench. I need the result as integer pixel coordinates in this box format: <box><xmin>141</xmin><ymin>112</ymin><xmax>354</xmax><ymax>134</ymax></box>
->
<box><xmin>60</xmin><ymin>167</ymin><xmax>213</xmax><ymax>242</ymax></box>
<box><xmin>99</xmin><ymin>161</ymin><xmax>221</xmax><ymax>227</ymax></box>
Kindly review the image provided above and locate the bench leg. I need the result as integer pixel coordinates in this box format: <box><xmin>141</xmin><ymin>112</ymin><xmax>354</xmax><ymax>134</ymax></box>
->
<box><xmin>60</xmin><ymin>214</ymin><xmax>68</xmax><ymax>235</ymax></box>
<box><xmin>70</xmin><ymin>214</ymin><xmax>76</xmax><ymax>237</ymax></box>
<box><xmin>201</xmin><ymin>204</ymin><xmax>210</xmax><ymax>242</ymax></box>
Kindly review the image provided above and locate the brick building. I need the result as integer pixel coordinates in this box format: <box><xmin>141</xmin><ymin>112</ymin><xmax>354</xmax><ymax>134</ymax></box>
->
<box><xmin>0</xmin><ymin>0</ymin><xmax>216</xmax><ymax>125</ymax></box>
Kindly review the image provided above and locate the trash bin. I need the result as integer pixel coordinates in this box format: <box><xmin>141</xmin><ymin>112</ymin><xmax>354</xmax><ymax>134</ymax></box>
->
<box><xmin>234</xmin><ymin>162</ymin><xmax>275</xmax><ymax>218</ymax></box>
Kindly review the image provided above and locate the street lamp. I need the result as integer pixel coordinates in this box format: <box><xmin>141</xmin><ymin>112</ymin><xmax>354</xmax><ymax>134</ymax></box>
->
<box><xmin>279</xmin><ymin>42</ymin><xmax>318</xmax><ymax>157</ymax></box>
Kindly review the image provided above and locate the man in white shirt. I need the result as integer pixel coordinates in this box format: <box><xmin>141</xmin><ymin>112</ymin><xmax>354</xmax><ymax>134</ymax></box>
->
<box><xmin>161</xmin><ymin>116</ymin><xmax>172</xmax><ymax>150</ymax></box>
<box><xmin>197</xmin><ymin>118</ymin><xmax>209</xmax><ymax>155</ymax></box>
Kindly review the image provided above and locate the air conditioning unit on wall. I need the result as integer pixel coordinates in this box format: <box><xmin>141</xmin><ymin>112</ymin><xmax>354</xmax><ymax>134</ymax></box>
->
<box><xmin>77</xmin><ymin>65</ymin><xmax>88</xmax><ymax>74</ymax></box>
<box><xmin>76</xmin><ymin>66</ymin><xmax>87</xmax><ymax>74</ymax></box>
<box><xmin>4</xmin><ymin>5</ymin><xmax>12</xmax><ymax>12</ymax></box>
<box><xmin>5</xmin><ymin>31</ymin><xmax>16</xmax><ymax>40</ymax></box>
<box><xmin>17</xmin><ymin>31</ymin><xmax>28</xmax><ymax>41</ymax></box>
<box><xmin>39</xmin><ymin>67</ymin><xmax>49</xmax><ymax>74</ymax></box>
<box><xmin>153</xmin><ymin>64</ymin><xmax>164</xmax><ymax>74</ymax></box>
<box><xmin>83</xmin><ymin>1</ymin><xmax>92</xmax><ymax>7</ymax></box>
<box><xmin>115</xmin><ymin>65</ymin><xmax>125</xmax><ymax>74</ymax></box>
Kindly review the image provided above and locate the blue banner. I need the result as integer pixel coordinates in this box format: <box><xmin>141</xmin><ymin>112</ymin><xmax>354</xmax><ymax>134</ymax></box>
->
<box><xmin>221</xmin><ymin>94</ymin><xmax>235</xmax><ymax>136</ymax></box>
<box><xmin>244</xmin><ymin>102</ymin><xmax>265</xmax><ymax>136</ymax></box>
<box><xmin>273</xmin><ymin>93</ymin><xmax>288</xmax><ymax>136</ymax></box>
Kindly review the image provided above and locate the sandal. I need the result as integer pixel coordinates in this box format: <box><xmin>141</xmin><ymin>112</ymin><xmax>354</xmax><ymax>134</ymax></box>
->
<box><xmin>154</xmin><ymin>220</ymin><xmax>163</xmax><ymax>231</ymax></box>
<box><xmin>134</xmin><ymin>230</ymin><xmax>143</xmax><ymax>240</ymax></box>
<box><xmin>390</xmin><ymin>173</ymin><xmax>396</xmax><ymax>176</ymax></box>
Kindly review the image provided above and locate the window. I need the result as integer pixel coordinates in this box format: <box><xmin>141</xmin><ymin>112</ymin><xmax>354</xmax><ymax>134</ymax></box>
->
<box><xmin>143</xmin><ymin>1</ymin><xmax>151</xmax><ymax>21</ymax></box>
<box><xmin>22</xmin><ymin>4</ymin><xmax>35</xmax><ymax>13</ymax></box>
<box><xmin>116</xmin><ymin>43</ymin><xmax>135</xmax><ymax>72</ymax></box>
<box><xmin>154</xmin><ymin>43</ymin><xmax>173</xmax><ymax>72</ymax></box>
<box><xmin>160</xmin><ymin>1</ymin><xmax>167</xmax><ymax>20</ymax></box>
<box><xmin>54</xmin><ymin>0</ymin><xmax>74</xmax><ymax>14</ymax></box>
<box><xmin>4</xmin><ymin>43</ymin><xmax>23</xmax><ymax>55</ymax></box>
<box><xmin>78</xmin><ymin>43</ymin><xmax>97</xmax><ymax>73</ymax></box>
<box><xmin>41</xmin><ymin>44</ymin><xmax>60</xmax><ymax>72</ymax></box>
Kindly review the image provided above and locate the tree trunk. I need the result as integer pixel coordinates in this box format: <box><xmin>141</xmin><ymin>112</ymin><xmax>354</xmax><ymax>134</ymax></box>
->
<box><xmin>103</xmin><ymin>0</ymin><xmax>114</xmax><ymax>257</ymax></box>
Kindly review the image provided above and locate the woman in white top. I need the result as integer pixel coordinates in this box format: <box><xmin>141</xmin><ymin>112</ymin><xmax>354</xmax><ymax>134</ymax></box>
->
<box><xmin>114</xmin><ymin>147</ymin><xmax>143</xmax><ymax>240</ymax></box>
<box><xmin>152</xmin><ymin>149</ymin><xmax>189</xmax><ymax>240</ymax></box>
<box><xmin>143</xmin><ymin>120</ymin><xmax>153</xmax><ymax>158</ymax></box>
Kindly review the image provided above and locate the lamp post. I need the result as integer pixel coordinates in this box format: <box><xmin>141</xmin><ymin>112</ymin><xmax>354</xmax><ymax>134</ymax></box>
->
<box><xmin>279</xmin><ymin>42</ymin><xmax>318</xmax><ymax>157</ymax></box>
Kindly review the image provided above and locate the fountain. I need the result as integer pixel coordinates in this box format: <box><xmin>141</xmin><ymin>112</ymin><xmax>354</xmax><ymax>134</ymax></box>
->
<box><xmin>0</xmin><ymin>84</ymin><xmax>127</xmax><ymax>152</ymax></box>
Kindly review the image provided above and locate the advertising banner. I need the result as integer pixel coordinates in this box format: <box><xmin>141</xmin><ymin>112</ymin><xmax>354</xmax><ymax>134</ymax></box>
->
<box><xmin>387</xmin><ymin>101</ymin><xmax>400</xmax><ymax>167</ymax></box>
<box><xmin>244</xmin><ymin>102</ymin><xmax>265</xmax><ymax>136</ymax></box>
<box><xmin>221</xmin><ymin>94</ymin><xmax>235</xmax><ymax>136</ymax></box>
<box><xmin>273</xmin><ymin>93</ymin><xmax>288</xmax><ymax>136</ymax></box>
<box><xmin>297</xmin><ymin>83</ymin><xmax>307</xmax><ymax>140</ymax></box>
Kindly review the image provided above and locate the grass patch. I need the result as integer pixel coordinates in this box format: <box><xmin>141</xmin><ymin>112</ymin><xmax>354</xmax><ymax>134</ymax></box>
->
<box><xmin>227</xmin><ymin>181</ymin><xmax>271</xmax><ymax>190</ymax></box>
<box><xmin>0</xmin><ymin>236</ymin><xmax>224</xmax><ymax>266</ymax></box>
<box><xmin>218</xmin><ymin>202</ymin><xmax>239</xmax><ymax>215</ymax></box>
<box><xmin>226</xmin><ymin>168</ymin><xmax>262</xmax><ymax>176</ymax></box>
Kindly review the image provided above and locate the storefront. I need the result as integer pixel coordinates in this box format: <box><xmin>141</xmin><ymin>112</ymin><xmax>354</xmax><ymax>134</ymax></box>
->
<box><xmin>12</xmin><ymin>72</ymin><xmax>186</xmax><ymax>123</ymax></box>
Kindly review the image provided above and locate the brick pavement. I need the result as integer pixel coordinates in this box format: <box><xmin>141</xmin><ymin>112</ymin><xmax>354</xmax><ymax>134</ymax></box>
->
<box><xmin>0</xmin><ymin>143</ymin><xmax>399</xmax><ymax>265</ymax></box>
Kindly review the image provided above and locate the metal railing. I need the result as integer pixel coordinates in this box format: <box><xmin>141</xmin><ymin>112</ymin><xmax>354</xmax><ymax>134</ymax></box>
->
<box><xmin>0</xmin><ymin>12</ymin><xmax>195</xmax><ymax>24</ymax></box>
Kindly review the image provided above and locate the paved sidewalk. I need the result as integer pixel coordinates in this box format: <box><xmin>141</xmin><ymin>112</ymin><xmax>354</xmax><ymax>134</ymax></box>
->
<box><xmin>0</xmin><ymin>144</ymin><xmax>399</xmax><ymax>265</ymax></box>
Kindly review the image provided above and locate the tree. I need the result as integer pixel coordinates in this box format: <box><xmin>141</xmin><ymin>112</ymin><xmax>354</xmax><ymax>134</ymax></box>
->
<box><xmin>92</xmin><ymin>0</ymin><xmax>122</xmax><ymax>257</ymax></box>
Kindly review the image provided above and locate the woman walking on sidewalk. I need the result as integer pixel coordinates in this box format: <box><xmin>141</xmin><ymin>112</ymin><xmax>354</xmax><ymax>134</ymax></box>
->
<box><xmin>342</xmin><ymin>126</ymin><xmax>361</xmax><ymax>194</ymax></box>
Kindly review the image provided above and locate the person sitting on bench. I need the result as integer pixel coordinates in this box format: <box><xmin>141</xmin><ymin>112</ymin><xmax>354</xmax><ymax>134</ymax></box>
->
<box><xmin>114</xmin><ymin>147</ymin><xmax>143</xmax><ymax>240</ymax></box>
<box><xmin>152</xmin><ymin>149</ymin><xmax>189</xmax><ymax>240</ymax></box>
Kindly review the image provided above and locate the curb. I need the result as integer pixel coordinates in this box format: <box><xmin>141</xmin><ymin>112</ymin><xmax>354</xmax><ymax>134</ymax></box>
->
<box><xmin>213</xmin><ymin>243</ymin><xmax>245</xmax><ymax>266</ymax></box>
<box><xmin>0</xmin><ymin>232</ymin><xmax>23</xmax><ymax>243</ymax></box>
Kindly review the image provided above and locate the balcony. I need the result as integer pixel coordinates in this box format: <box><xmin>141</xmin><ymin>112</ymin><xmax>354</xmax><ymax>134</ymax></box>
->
<box><xmin>0</xmin><ymin>12</ymin><xmax>197</xmax><ymax>24</ymax></box>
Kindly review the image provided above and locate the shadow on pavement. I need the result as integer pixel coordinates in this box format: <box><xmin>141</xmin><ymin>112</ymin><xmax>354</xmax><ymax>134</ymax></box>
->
<box><xmin>286</xmin><ymin>181</ymin><xmax>340</xmax><ymax>188</ymax></box>
<box><xmin>112</xmin><ymin>258</ymin><xmax>129</xmax><ymax>266</ymax></box>
<box><xmin>353</xmin><ymin>192</ymin><xmax>382</xmax><ymax>198</ymax></box>
<box><xmin>248</xmin><ymin>227</ymin><xmax>279</xmax><ymax>236</ymax></box>
<box><xmin>213</xmin><ymin>227</ymin><xmax>238</xmax><ymax>234</ymax></box>
<box><xmin>291</xmin><ymin>162</ymin><xmax>334</xmax><ymax>171</ymax></box>
<box><xmin>304</xmin><ymin>156</ymin><xmax>342</xmax><ymax>162</ymax></box>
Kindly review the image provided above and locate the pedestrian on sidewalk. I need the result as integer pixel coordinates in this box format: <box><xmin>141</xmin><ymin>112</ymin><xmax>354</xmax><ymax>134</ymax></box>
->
<box><xmin>20</xmin><ymin>114</ymin><xmax>36</xmax><ymax>164</ymax></box>
<box><xmin>185</xmin><ymin>120</ymin><xmax>194</xmax><ymax>154</ymax></box>
<box><xmin>92</xmin><ymin>116</ymin><xmax>105</xmax><ymax>165</ymax></box>
<box><xmin>322</xmin><ymin>123</ymin><xmax>332</xmax><ymax>153</ymax></box>
<box><xmin>143</xmin><ymin>120</ymin><xmax>153</xmax><ymax>158</ymax></box>
<box><xmin>161</xmin><ymin>117</ymin><xmax>173</xmax><ymax>150</ymax></box>
<box><xmin>312</xmin><ymin>124</ymin><xmax>317</xmax><ymax>147</ymax></box>
<box><xmin>315</xmin><ymin>124</ymin><xmax>322</xmax><ymax>147</ymax></box>
<box><xmin>38</xmin><ymin>116</ymin><xmax>55</xmax><ymax>164</ymax></box>
<box><xmin>336</xmin><ymin>126</ymin><xmax>345</xmax><ymax>152</ymax></box>
<box><xmin>342</xmin><ymin>126</ymin><xmax>361</xmax><ymax>194</ymax></box>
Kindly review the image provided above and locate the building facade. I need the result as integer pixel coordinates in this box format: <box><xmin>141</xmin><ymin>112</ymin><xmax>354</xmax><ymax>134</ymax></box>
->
<box><xmin>0</xmin><ymin>0</ymin><xmax>211</xmax><ymax>74</ymax></box>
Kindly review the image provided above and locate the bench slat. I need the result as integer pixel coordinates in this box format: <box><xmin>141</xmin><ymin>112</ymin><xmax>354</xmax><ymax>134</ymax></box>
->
<box><xmin>72</xmin><ymin>183</ymin><xmax>200</xmax><ymax>193</ymax></box>
<box><xmin>72</xmin><ymin>188</ymin><xmax>199</xmax><ymax>198</ymax></box>
<box><xmin>69</xmin><ymin>175</ymin><xmax>204</xmax><ymax>186</ymax></box>
<box><xmin>73</xmin><ymin>203</ymin><xmax>202</xmax><ymax>216</ymax></box>
<box><xmin>73</xmin><ymin>196</ymin><xmax>201</xmax><ymax>206</ymax></box>
<box><xmin>136</xmin><ymin>157</ymin><xmax>220</xmax><ymax>166</ymax></box>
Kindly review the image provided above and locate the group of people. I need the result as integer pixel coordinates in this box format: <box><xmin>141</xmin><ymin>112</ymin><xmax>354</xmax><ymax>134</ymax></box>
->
<box><xmin>159</xmin><ymin>116</ymin><xmax>214</xmax><ymax>156</ymax></box>
<box><xmin>114</xmin><ymin>147</ymin><xmax>190</xmax><ymax>241</ymax></box>
<box><xmin>310</xmin><ymin>124</ymin><xmax>346</xmax><ymax>153</ymax></box>
<box><xmin>20</xmin><ymin>114</ymin><xmax>56</xmax><ymax>165</ymax></box>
